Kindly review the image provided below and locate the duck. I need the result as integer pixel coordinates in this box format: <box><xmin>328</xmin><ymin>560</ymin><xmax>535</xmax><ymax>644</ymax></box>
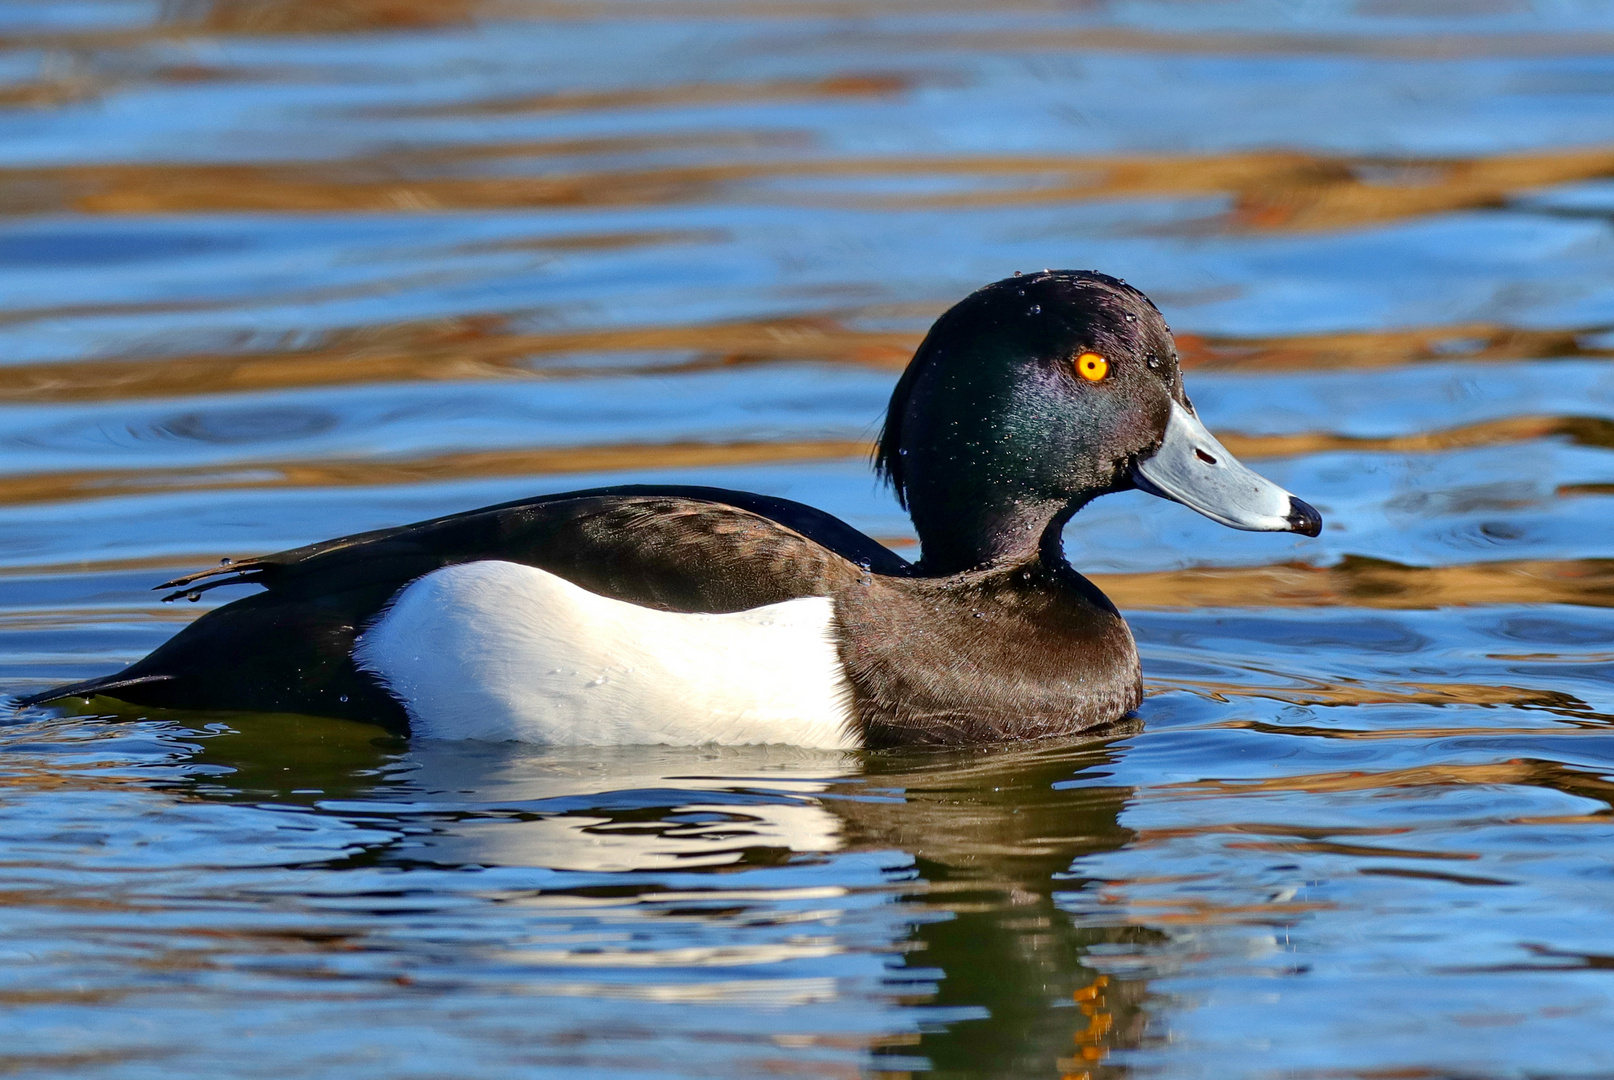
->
<box><xmin>16</xmin><ymin>271</ymin><xmax>1320</xmax><ymax>747</ymax></box>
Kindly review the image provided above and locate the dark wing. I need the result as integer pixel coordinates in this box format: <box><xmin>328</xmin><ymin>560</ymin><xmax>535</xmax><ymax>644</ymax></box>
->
<box><xmin>16</xmin><ymin>485</ymin><xmax>911</xmax><ymax>723</ymax></box>
<box><xmin>158</xmin><ymin>484</ymin><xmax>910</xmax><ymax>608</ymax></box>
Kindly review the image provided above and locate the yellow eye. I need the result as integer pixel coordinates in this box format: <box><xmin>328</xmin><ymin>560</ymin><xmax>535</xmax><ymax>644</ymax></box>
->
<box><xmin>1076</xmin><ymin>352</ymin><xmax>1109</xmax><ymax>382</ymax></box>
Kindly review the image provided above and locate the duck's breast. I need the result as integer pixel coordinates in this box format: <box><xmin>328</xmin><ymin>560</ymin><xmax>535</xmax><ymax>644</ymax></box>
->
<box><xmin>353</xmin><ymin>560</ymin><xmax>858</xmax><ymax>747</ymax></box>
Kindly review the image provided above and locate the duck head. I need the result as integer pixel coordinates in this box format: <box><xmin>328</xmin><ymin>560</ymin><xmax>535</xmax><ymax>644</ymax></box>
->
<box><xmin>876</xmin><ymin>270</ymin><xmax>1321</xmax><ymax>574</ymax></box>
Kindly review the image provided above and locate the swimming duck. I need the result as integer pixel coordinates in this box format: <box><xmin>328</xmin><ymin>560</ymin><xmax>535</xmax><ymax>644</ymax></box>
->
<box><xmin>18</xmin><ymin>271</ymin><xmax>1319</xmax><ymax>747</ymax></box>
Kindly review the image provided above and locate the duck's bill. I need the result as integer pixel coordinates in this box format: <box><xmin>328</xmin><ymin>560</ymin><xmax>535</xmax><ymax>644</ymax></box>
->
<box><xmin>1132</xmin><ymin>401</ymin><xmax>1322</xmax><ymax>537</ymax></box>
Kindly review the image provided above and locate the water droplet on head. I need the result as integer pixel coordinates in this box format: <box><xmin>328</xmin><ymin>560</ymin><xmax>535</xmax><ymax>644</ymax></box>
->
<box><xmin>1028</xmin><ymin>304</ymin><xmax>1041</xmax><ymax>315</ymax></box>
<box><xmin>1017</xmin><ymin>289</ymin><xmax>1025</xmax><ymax>297</ymax></box>
<box><xmin>1012</xmin><ymin>270</ymin><xmax>1022</xmax><ymax>276</ymax></box>
<box><xmin>220</xmin><ymin>557</ymin><xmax>232</xmax><ymax>565</ymax></box>
<box><xmin>1125</xmin><ymin>313</ymin><xmax>1136</xmax><ymax>322</ymax></box>
<box><xmin>339</xmin><ymin>695</ymin><xmax>348</xmax><ymax>703</ymax></box>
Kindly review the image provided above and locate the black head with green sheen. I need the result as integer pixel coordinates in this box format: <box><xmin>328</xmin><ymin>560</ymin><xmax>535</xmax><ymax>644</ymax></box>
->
<box><xmin>876</xmin><ymin>271</ymin><xmax>1321</xmax><ymax>573</ymax></box>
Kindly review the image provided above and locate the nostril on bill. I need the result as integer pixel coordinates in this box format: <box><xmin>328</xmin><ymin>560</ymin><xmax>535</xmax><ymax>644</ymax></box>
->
<box><xmin>1195</xmin><ymin>448</ymin><xmax>1218</xmax><ymax>465</ymax></box>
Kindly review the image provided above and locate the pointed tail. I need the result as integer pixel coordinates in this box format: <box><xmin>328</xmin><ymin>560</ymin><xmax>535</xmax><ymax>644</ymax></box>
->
<box><xmin>11</xmin><ymin>673</ymin><xmax>174</xmax><ymax>710</ymax></box>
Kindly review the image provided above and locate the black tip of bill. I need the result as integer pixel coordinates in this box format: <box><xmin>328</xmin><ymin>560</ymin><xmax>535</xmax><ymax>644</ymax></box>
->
<box><xmin>1286</xmin><ymin>496</ymin><xmax>1323</xmax><ymax>538</ymax></box>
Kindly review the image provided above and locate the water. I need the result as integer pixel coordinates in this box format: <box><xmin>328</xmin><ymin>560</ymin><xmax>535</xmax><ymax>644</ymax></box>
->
<box><xmin>3</xmin><ymin>0</ymin><xmax>1614</xmax><ymax>1076</ymax></box>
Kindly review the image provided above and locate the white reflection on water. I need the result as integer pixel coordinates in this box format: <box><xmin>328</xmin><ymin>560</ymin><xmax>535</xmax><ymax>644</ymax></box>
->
<box><xmin>386</xmin><ymin>743</ymin><xmax>853</xmax><ymax>871</ymax></box>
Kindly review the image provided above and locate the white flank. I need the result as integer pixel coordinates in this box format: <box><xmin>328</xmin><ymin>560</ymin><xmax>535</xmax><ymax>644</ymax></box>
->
<box><xmin>353</xmin><ymin>560</ymin><xmax>858</xmax><ymax>748</ymax></box>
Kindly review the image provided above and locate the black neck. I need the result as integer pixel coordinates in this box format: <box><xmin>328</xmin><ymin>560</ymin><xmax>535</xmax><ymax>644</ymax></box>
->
<box><xmin>911</xmin><ymin>496</ymin><xmax>1080</xmax><ymax>575</ymax></box>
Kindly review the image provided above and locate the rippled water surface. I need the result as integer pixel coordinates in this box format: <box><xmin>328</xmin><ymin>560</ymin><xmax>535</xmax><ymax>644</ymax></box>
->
<box><xmin>4</xmin><ymin>1</ymin><xmax>1614</xmax><ymax>1076</ymax></box>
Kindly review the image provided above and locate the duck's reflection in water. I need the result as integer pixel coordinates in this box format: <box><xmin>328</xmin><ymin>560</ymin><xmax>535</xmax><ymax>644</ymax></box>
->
<box><xmin>393</xmin><ymin>742</ymin><xmax>856</xmax><ymax>872</ymax></box>
<box><xmin>846</xmin><ymin>735</ymin><xmax>1151</xmax><ymax>1078</ymax></box>
<box><xmin>182</xmin><ymin>721</ymin><xmax>1154</xmax><ymax>1074</ymax></box>
<box><xmin>373</xmin><ymin>732</ymin><xmax>1153</xmax><ymax>1076</ymax></box>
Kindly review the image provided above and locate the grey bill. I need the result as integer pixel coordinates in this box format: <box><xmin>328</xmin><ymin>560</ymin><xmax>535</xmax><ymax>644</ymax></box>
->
<box><xmin>1132</xmin><ymin>401</ymin><xmax>1322</xmax><ymax>536</ymax></box>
